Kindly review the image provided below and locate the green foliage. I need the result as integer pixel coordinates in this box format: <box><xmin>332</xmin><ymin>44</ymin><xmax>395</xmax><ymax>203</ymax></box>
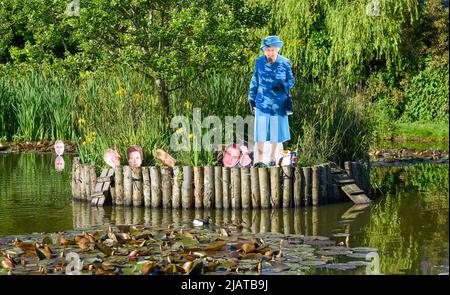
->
<box><xmin>401</xmin><ymin>64</ymin><xmax>449</xmax><ymax>122</ymax></box>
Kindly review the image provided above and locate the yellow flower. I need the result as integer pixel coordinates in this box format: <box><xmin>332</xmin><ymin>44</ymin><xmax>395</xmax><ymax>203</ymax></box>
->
<box><xmin>134</xmin><ymin>92</ymin><xmax>143</xmax><ymax>101</ymax></box>
<box><xmin>118</xmin><ymin>81</ymin><xmax>125</xmax><ymax>87</ymax></box>
<box><xmin>176</xmin><ymin>127</ymin><xmax>184</xmax><ymax>134</ymax></box>
<box><xmin>188</xmin><ymin>133</ymin><xmax>194</xmax><ymax>139</ymax></box>
<box><xmin>91</xmin><ymin>131</ymin><xmax>96</xmax><ymax>137</ymax></box>
<box><xmin>184</xmin><ymin>100</ymin><xmax>192</xmax><ymax>109</ymax></box>
<box><xmin>82</xmin><ymin>141</ymin><xmax>87</xmax><ymax>146</ymax></box>
<box><xmin>116</xmin><ymin>88</ymin><xmax>126</xmax><ymax>96</ymax></box>
<box><xmin>78</xmin><ymin>118</ymin><xmax>86</xmax><ymax>125</ymax></box>
<box><xmin>87</xmin><ymin>137</ymin><xmax>93</xmax><ymax>143</ymax></box>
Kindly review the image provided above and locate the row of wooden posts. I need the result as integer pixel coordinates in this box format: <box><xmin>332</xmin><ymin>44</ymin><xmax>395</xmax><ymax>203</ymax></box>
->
<box><xmin>72</xmin><ymin>157</ymin><xmax>370</xmax><ymax>209</ymax></box>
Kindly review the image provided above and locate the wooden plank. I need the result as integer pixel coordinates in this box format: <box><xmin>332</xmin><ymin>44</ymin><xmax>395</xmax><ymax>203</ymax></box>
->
<box><xmin>340</xmin><ymin>184</ymin><xmax>371</xmax><ymax>204</ymax></box>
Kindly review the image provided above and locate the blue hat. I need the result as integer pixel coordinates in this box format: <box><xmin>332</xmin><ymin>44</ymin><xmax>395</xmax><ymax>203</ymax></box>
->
<box><xmin>260</xmin><ymin>35</ymin><xmax>284</xmax><ymax>50</ymax></box>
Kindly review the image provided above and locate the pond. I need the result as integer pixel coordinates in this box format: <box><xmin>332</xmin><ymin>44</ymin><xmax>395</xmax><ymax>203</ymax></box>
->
<box><xmin>0</xmin><ymin>153</ymin><xmax>448</xmax><ymax>275</ymax></box>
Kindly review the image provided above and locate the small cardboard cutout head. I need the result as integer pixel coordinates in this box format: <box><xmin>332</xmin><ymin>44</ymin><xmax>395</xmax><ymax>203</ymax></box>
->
<box><xmin>127</xmin><ymin>145</ymin><xmax>143</xmax><ymax>168</ymax></box>
<box><xmin>103</xmin><ymin>148</ymin><xmax>121</xmax><ymax>168</ymax></box>
<box><xmin>54</xmin><ymin>140</ymin><xmax>65</xmax><ymax>156</ymax></box>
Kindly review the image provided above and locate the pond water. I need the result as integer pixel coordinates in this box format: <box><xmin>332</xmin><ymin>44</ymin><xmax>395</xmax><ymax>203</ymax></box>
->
<box><xmin>0</xmin><ymin>153</ymin><xmax>448</xmax><ymax>275</ymax></box>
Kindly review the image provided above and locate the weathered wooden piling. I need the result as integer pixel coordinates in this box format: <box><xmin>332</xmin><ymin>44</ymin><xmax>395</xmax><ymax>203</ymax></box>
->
<box><xmin>172</xmin><ymin>166</ymin><xmax>182</xmax><ymax>209</ymax></box>
<box><xmin>131</xmin><ymin>167</ymin><xmax>143</xmax><ymax>207</ymax></box>
<box><xmin>123</xmin><ymin>166</ymin><xmax>133</xmax><ymax>206</ymax></box>
<box><xmin>161</xmin><ymin>167</ymin><xmax>172</xmax><ymax>209</ymax></box>
<box><xmin>203</xmin><ymin>166</ymin><xmax>214</xmax><ymax>209</ymax></box>
<box><xmin>114</xmin><ymin>166</ymin><xmax>124</xmax><ymax>205</ymax></box>
<box><xmin>71</xmin><ymin>157</ymin><xmax>81</xmax><ymax>200</ymax></box>
<box><xmin>89</xmin><ymin>165</ymin><xmax>97</xmax><ymax>200</ymax></box>
<box><xmin>83</xmin><ymin>165</ymin><xmax>91</xmax><ymax>201</ymax></box>
<box><xmin>222</xmin><ymin>167</ymin><xmax>231</xmax><ymax>209</ymax></box>
<box><xmin>150</xmin><ymin>166</ymin><xmax>162</xmax><ymax>208</ymax></box>
<box><xmin>72</xmin><ymin>156</ymin><xmax>371</xmax><ymax>208</ymax></box>
<box><xmin>241</xmin><ymin>167</ymin><xmax>251</xmax><ymax>209</ymax></box>
<box><xmin>324</xmin><ymin>163</ymin><xmax>333</xmax><ymax>203</ymax></box>
<box><xmin>319</xmin><ymin>165</ymin><xmax>328</xmax><ymax>204</ymax></box>
<box><xmin>194</xmin><ymin>167</ymin><xmax>203</xmax><ymax>209</ymax></box>
<box><xmin>270</xmin><ymin>167</ymin><xmax>281</xmax><ymax>208</ymax></box>
<box><xmin>282</xmin><ymin>165</ymin><xmax>292</xmax><ymax>208</ymax></box>
<box><xmin>259</xmin><ymin>167</ymin><xmax>270</xmax><ymax>209</ymax></box>
<box><xmin>181</xmin><ymin>166</ymin><xmax>194</xmax><ymax>209</ymax></box>
<box><xmin>142</xmin><ymin>167</ymin><xmax>151</xmax><ymax>207</ymax></box>
<box><xmin>250</xmin><ymin>167</ymin><xmax>260</xmax><ymax>208</ymax></box>
<box><xmin>293</xmin><ymin>166</ymin><xmax>304</xmax><ymax>207</ymax></box>
<box><xmin>312</xmin><ymin>166</ymin><xmax>320</xmax><ymax>206</ymax></box>
<box><xmin>214</xmin><ymin>166</ymin><xmax>223</xmax><ymax>209</ymax></box>
<box><xmin>302</xmin><ymin>167</ymin><xmax>312</xmax><ymax>206</ymax></box>
<box><xmin>231</xmin><ymin>167</ymin><xmax>241</xmax><ymax>209</ymax></box>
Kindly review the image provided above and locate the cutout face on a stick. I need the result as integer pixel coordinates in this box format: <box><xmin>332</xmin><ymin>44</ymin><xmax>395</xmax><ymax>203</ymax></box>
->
<box><xmin>54</xmin><ymin>140</ymin><xmax>65</xmax><ymax>156</ymax></box>
<box><xmin>103</xmin><ymin>148</ymin><xmax>121</xmax><ymax>168</ymax></box>
<box><xmin>127</xmin><ymin>145</ymin><xmax>143</xmax><ymax>168</ymax></box>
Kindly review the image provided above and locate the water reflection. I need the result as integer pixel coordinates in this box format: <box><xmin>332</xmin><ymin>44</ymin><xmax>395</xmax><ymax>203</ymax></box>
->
<box><xmin>71</xmin><ymin>202</ymin><xmax>372</xmax><ymax>240</ymax></box>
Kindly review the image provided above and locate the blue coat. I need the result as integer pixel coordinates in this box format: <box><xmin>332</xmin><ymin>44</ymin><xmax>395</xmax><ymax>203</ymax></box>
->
<box><xmin>248</xmin><ymin>55</ymin><xmax>295</xmax><ymax>143</ymax></box>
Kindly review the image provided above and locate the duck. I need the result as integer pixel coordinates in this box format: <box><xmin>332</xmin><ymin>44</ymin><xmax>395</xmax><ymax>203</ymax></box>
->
<box><xmin>192</xmin><ymin>216</ymin><xmax>212</xmax><ymax>227</ymax></box>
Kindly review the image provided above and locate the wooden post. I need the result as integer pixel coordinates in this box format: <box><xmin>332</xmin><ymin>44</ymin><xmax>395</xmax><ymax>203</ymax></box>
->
<box><xmin>312</xmin><ymin>166</ymin><xmax>319</xmax><ymax>206</ymax></box>
<box><xmin>282</xmin><ymin>165</ymin><xmax>292</xmax><ymax>208</ymax></box>
<box><xmin>194</xmin><ymin>167</ymin><xmax>203</xmax><ymax>209</ymax></box>
<box><xmin>71</xmin><ymin>157</ymin><xmax>80</xmax><ymax>200</ymax></box>
<box><xmin>114</xmin><ymin>166</ymin><xmax>124</xmax><ymax>206</ymax></box>
<box><xmin>142</xmin><ymin>167</ymin><xmax>151</xmax><ymax>207</ymax></box>
<box><xmin>231</xmin><ymin>167</ymin><xmax>241</xmax><ymax>209</ymax></box>
<box><xmin>172</xmin><ymin>166</ymin><xmax>182</xmax><ymax>209</ymax></box>
<box><xmin>270</xmin><ymin>167</ymin><xmax>281</xmax><ymax>208</ymax></box>
<box><xmin>132</xmin><ymin>167</ymin><xmax>143</xmax><ymax>207</ymax></box>
<box><xmin>181</xmin><ymin>166</ymin><xmax>194</xmax><ymax>209</ymax></box>
<box><xmin>214</xmin><ymin>166</ymin><xmax>223</xmax><ymax>209</ymax></box>
<box><xmin>123</xmin><ymin>166</ymin><xmax>132</xmax><ymax>206</ymax></box>
<box><xmin>251</xmin><ymin>209</ymin><xmax>260</xmax><ymax>233</ymax></box>
<box><xmin>302</xmin><ymin>167</ymin><xmax>312</xmax><ymax>206</ymax></box>
<box><xmin>241</xmin><ymin>167</ymin><xmax>251</xmax><ymax>209</ymax></box>
<box><xmin>319</xmin><ymin>165</ymin><xmax>328</xmax><ymax>205</ymax></box>
<box><xmin>351</xmin><ymin>161</ymin><xmax>361</xmax><ymax>189</ymax></box>
<box><xmin>324</xmin><ymin>163</ymin><xmax>333</xmax><ymax>203</ymax></box>
<box><xmin>222</xmin><ymin>167</ymin><xmax>231</xmax><ymax>209</ymax></box>
<box><xmin>161</xmin><ymin>167</ymin><xmax>172</xmax><ymax>209</ymax></box>
<box><xmin>250</xmin><ymin>167</ymin><xmax>260</xmax><ymax>209</ymax></box>
<box><xmin>294</xmin><ymin>166</ymin><xmax>304</xmax><ymax>207</ymax></box>
<box><xmin>344</xmin><ymin>161</ymin><xmax>352</xmax><ymax>178</ymax></box>
<box><xmin>259</xmin><ymin>167</ymin><xmax>270</xmax><ymax>209</ymax></box>
<box><xmin>150</xmin><ymin>166</ymin><xmax>162</xmax><ymax>208</ymax></box>
<box><xmin>203</xmin><ymin>166</ymin><xmax>214</xmax><ymax>209</ymax></box>
<box><xmin>89</xmin><ymin>165</ymin><xmax>97</xmax><ymax>202</ymax></box>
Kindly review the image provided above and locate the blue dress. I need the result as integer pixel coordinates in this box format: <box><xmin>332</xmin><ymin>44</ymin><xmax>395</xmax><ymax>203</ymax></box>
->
<box><xmin>248</xmin><ymin>55</ymin><xmax>295</xmax><ymax>143</ymax></box>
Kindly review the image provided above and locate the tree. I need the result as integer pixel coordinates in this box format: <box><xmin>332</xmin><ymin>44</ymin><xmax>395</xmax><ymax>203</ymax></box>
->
<box><xmin>78</xmin><ymin>0</ymin><xmax>270</xmax><ymax>117</ymax></box>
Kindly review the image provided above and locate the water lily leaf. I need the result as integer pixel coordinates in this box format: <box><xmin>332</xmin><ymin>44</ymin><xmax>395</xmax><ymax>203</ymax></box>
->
<box><xmin>346</xmin><ymin>252</ymin><xmax>369</xmax><ymax>259</ymax></box>
<box><xmin>303</xmin><ymin>236</ymin><xmax>330</xmax><ymax>241</ymax></box>
<box><xmin>187</xmin><ymin>260</ymin><xmax>203</xmax><ymax>275</ymax></box>
<box><xmin>180</xmin><ymin>237</ymin><xmax>200</xmax><ymax>247</ymax></box>
<box><xmin>171</xmin><ymin>241</ymin><xmax>184</xmax><ymax>251</ymax></box>
<box><xmin>42</xmin><ymin>236</ymin><xmax>53</xmax><ymax>245</ymax></box>
<box><xmin>95</xmin><ymin>242</ymin><xmax>113</xmax><ymax>256</ymax></box>
<box><xmin>322</xmin><ymin>263</ymin><xmax>358</xmax><ymax>271</ymax></box>
<box><xmin>299</xmin><ymin>260</ymin><xmax>327</xmax><ymax>266</ymax></box>
<box><xmin>352</xmin><ymin>247</ymin><xmax>378</xmax><ymax>253</ymax></box>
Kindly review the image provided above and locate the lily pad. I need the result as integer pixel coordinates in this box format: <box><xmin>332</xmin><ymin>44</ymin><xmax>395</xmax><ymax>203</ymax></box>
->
<box><xmin>299</xmin><ymin>259</ymin><xmax>327</xmax><ymax>266</ymax></box>
<box><xmin>352</xmin><ymin>247</ymin><xmax>378</xmax><ymax>253</ymax></box>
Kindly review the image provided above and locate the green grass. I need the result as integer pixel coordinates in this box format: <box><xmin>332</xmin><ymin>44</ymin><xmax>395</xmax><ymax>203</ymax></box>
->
<box><xmin>393</xmin><ymin>122</ymin><xmax>449</xmax><ymax>142</ymax></box>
